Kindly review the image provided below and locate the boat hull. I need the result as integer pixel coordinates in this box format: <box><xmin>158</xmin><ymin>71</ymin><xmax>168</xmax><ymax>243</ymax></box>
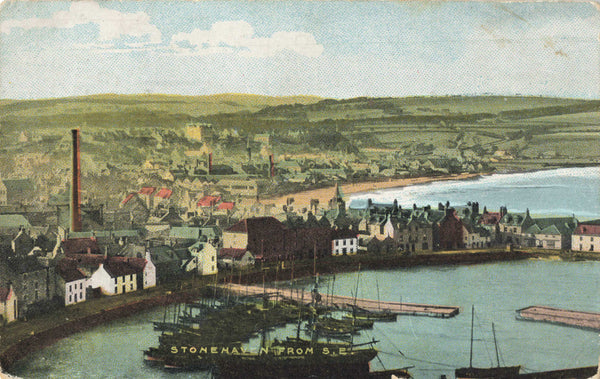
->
<box><xmin>455</xmin><ymin>365</ymin><xmax>521</xmax><ymax>379</ymax></box>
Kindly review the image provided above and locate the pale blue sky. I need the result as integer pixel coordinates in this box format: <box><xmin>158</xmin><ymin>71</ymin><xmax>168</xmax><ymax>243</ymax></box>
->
<box><xmin>1</xmin><ymin>0</ymin><xmax>599</xmax><ymax>99</ymax></box>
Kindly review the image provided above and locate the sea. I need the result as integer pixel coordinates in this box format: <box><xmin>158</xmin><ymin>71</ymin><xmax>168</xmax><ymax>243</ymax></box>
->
<box><xmin>9</xmin><ymin>167</ymin><xmax>600</xmax><ymax>379</ymax></box>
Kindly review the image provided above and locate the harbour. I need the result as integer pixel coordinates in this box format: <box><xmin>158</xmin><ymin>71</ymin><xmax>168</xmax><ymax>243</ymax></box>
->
<box><xmin>9</xmin><ymin>260</ymin><xmax>600</xmax><ymax>378</ymax></box>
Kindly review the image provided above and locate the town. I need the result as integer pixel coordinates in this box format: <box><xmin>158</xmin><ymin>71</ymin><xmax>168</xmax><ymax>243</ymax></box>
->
<box><xmin>0</xmin><ymin>128</ymin><xmax>598</xmax><ymax>327</ymax></box>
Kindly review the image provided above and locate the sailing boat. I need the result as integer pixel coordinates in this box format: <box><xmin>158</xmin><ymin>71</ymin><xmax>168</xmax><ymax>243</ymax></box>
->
<box><xmin>344</xmin><ymin>268</ymin><xmax>397</xmax><ymax>322</ymax></box>
<box><xmin>455</xmin><ymin>306</ymin><xmax>521</xmax><ymax>379</ymax></box>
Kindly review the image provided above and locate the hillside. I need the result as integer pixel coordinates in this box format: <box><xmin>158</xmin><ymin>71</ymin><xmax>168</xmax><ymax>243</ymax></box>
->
<box><xmin>0</xmin><ymin>94</ymin><xmax>598</xmax><ymax>204</ymax></box>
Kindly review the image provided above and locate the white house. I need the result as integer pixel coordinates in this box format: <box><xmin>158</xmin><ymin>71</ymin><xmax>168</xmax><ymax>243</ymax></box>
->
<box><xmin>187</xmin><ymin>242</ymin><xmax>218</xmax><ymax>275</ymax></box>
<box><xmin>0</xmin><ymin>285</ymin><xmax>17</xmax><ymax>323</ymax></box>
<box><xmin>56</xmin><ymin>264</ymin><xmax>88</xmax><ymax>306</ymax></box>
<box><xmin>89</xmin><ymin>261</ymin><xmax>138</xmax><ymax>295</ymax></box>
<box><xmin>572</xmin><ymin>222</ymin><xmax>600</xmax><ymax>252</ymax></box>
<box><xmin>332</xmin><ymin>229</ymin><xmax>358</xmax><ymax>256</ymax></box>
<box><xmin>218</xmin><ymin>248</ymin><xmax>255</xmax><ymax>268</ymax></box>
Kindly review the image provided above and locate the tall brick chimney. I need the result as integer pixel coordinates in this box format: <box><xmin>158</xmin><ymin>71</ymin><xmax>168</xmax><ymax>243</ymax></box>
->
<box><xmin>269</xmin><ymin>154</ymin><xmax>275</xmax><ymax>178</ymax></box>
<box><xmin>71</xmin><ymin>129</ymin><xmax>82</xmax><ymax>232</ymax></box>
<box><xmin>208</xmin><ymin>152</ymin><xmax>213</xmax><ymax>175</ymax></box>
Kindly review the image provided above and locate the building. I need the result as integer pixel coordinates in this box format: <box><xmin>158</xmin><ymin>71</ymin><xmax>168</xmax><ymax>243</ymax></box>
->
<box><xmin>523</xmin><ymin>217</ymin><xmax>577</xmax><ymax>250</ymax></box>
<box><xmin>572</xmin><ymin>221</ymin><xmax>600</xmax><ymax>252</ymax></box>
<box><xmin>56</xmin><ymin>261</ymin><xmax>88</xmax><ymax>306</ymax></box>
<box><xmin>0</xmin><ymin>284</ymin><xmax>17</xmax><ymax>324</ymax></box>
<box><xmin>332</xmin><ymin>229</ymin><xmax>358</xmax><ymax>256</ymax></box>
<box><xmin>218</xmin><ymin>248</ymin><xmax>255</xmax><ymax>268</ymax></box>
<box><xmin>89</xmin><ymin>261</ymin><xmax>138</xmax><ymax>295</ymax></box>
<box><xmin>187</xmin><ymin>242</ymin><xmax>218</xmax><ymax>275</ymax></box>
<box><xmin>0</xmin><ymin>255</ymin><xmax>57</xmax><ymax>318</ymax></box>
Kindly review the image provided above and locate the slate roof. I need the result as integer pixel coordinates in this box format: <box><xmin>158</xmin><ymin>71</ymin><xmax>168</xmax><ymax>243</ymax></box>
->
<box><xmin>56</xmin><ymin>263</ymin><xmax>87</xmax><ymax>282</ymax></box>
<box><xmin>62</xmin><ymin>238</ymin><xmax>101</xmax><ymax>255</ymax></box>
<box><xmin>3</xmin><ymin>179</ymin><xmax>34</xmax><ymax>193</ymax></box>
<box><xmin>479</xmin><ymin>212</ymin><xmax>502</xmax><ymax>225</ymax></box>
<box><xmin>169</xmin><ymin>227</ymin><xmax>201</xmax><ymax>240</ymax></box>
<box><xmin>332</xmin><ymin>229</ymin><xmax>357</xmax><ymax>240</ymax></box>
<box><xmin>219</xmin><ymin>248</ymin><xmax>249</xmax><ymax>259</ymax></box>
<box><xmin>226</xmin><ymin>217</ymin><xmax>284</xmax><ymax>234</ymax></box>
<box><xmin>103</xmin><ymin>261</ymin><xmax>139</xmax><ymax>277</ymax></box>
<box><xmin>0</xmin><ymin>214</ymin><xmax>31</xmax><ymax>229</ymax></box>
<box><xmin>524</xmin><ymin>217</ymin><xmax>577</xmax><ymax>236</ymax></box>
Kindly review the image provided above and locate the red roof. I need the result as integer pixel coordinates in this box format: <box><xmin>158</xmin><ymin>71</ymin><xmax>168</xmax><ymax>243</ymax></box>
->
<box><xmin>0</xmin><ymin>287</ymin><xmax>12</xmax><ymax>301</ymax></box>
<box><xmin>198</xmin><ymin>195</ymin><xmax>221</xmax><ymax>207</ymax></box>
<box><xmin>155</xmin><ymin>188</ymin><xmax>172</xmax><ymax>199</ymax></box>
<box><xmin>575</xmin><ymin>224</ymin><xmax>600</xmax><ymax>236</ymax></box>
<box><xmin>139</xmin><ymin>187</ymin><xmax>156</xmax><ymax>195</ymax></box>
<box><xmin>121</xmin><ymin>193</ymin><xmax>136</xmax><ymax>205</ymax></box>
<box><xmin>219</xmin><ymin>248</ymin><xmax>249</xmax><ymax>259</ymax></box>
<box><xmin>217</xmin><ymin>202</ymin><xmax>235</xmax><ymax>210</ymax></box>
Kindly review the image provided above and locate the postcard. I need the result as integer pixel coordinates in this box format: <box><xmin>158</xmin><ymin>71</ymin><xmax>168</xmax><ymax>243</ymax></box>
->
<box><xmin>0</xmin><ymin>1</ymin><xmax>599</xmax><ymax>378</ymax></box>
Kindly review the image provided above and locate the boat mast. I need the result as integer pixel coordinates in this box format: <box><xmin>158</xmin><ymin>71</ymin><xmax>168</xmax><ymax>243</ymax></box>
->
<box><xmin>492</xmin><ymin>322</ymin><xmax>500</xmax><ymax>368</ymax></box>
<box><xmin>469</xmin><ymin>305</ymin><xmax>474</xmax><ymax>368</ymax></box>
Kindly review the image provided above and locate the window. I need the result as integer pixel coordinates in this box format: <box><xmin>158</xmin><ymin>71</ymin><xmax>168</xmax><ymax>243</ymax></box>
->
<box><xmin>80</xmin><ymin>283</ymin><xmax>83</xmax><ymax>290</ymax></box>
<box><xmin>343</xmin><ymin>240</ymin><xmax>346</xmax><ymax>246</ymax></box>
<box><xmin>74</xmin><ymin>294</ymin><xmax>77</xmax><ymax>302</ymax></box>
<box><xmin>130</xmin><ymin>284</ymin><xmax>134</xmax><ymax>291</ymax></box>
<box><xmin>212</xmin><ymin>256</ymin><xmax>215</xmax><ymax>261</ymax></box>
<box><xmin>335</xmin><ymin>241</ymin><xmax>339</xmax><ymax>246</ymax></box>
<box><xmin>591</xmin><ymin>245</ymin><xmax>595</xmax><ymax>252</ymax></box>
<box><xmin>580</xmin><ymin>236</ymin><xmax>583</xmax><ymax>241</ymax></box>
<box><xmin>69</xmin><ymin>295</ymin><xmax>72</xmax><ymax>303</ymax></box>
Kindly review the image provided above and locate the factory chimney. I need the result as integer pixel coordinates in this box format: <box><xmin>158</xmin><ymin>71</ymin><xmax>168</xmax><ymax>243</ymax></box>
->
<box><xmin>208</xmin><ymin>152</ymin><xmax>213</xmax><ymax>175</ymax></box>
<box><xmin>71</xmin><ymin>129</ymin><xmax>82</xmax><ymax>232</ymax></box>
<box><xmin>269</xmin><ymin>155</ymin><xmax>275</xmax><ymax>178</ymax></box>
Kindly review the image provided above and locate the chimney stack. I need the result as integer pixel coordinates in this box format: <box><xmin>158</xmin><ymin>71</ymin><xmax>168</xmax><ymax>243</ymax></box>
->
<box><xmin>269</xmin><ymin>155</ymin><xmax>275</xmax><ymax>178</ymax></box>
<box><xmin>71</xmin><ymin>129</ymin><xmax>82</xmax><ymax>232</ymax></box>
<box><xmin>208</xmin><ymin>152</ymin><xmax>213</xmax><ymax>175</ymax></box>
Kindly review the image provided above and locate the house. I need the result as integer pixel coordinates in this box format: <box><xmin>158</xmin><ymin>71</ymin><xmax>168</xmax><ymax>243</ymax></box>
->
<box><xmin>223</xmin><ymin>217</ymin><xmax>286</xmax><ymax>260</ymax></box>
<box><xmin>119</xmin><ymin>192</ymin><xmax>150</xmax><ymax>227</ymax></box>
<box><xmin>523</xmin><ymin>216</ymin><xmax>578</xmax><ymax>250</ymax></box>
<box><xmin>154</xmin><ymin>188</ymin><xmax>173</xmax><ymax>209</ymax></box>
<box><xmin>0</xmin><ymin>255</ymin><xmax>57</xmax><ymax>318</ymax></box>
<box><xmin>89</xmin><ymin>261</ymin><xmax>138</xmax><ymax>295</ymax></box>
<box><xmin>218</xmin><ymin>248</ymin><xmax>255</xmax><ymax>268</ymax></box>
<box><xmin>62</xmin><ymin>237</ymin><xmax>102</xmax><ymax>255</ymax></box>
<box><xmin>0</xmin><ymin>284</ymin><xmax>17</xmax><ymax>324</ymax></box>
<box><xmin>147</xmin><ymin>245</ymin><xmax>185</xmax><ymax>283</ymax></box>
<box><xmin>56</xmin><ymin>261</ymin><xmax>88</xmax><ymax>306</ymax></box>
<box><xmin>438</xmin><ymin>208</ymin><xmax>465</xmax><ymax>250</ymax></box>
<box><xmin>462</xmin><ymin>222</ymin><xmax>492</xmax><ymax>249</ymax></box>
<box><xmin>332</xmin><ymin>229</ymin><xmax>358</xmax><ymax>256</ymax></box>
<box><xmin>185</xmin><ymin>242</ymin><xmax>218</xmax><ymax>275</ymax></box>
<box><xmin>11</xmin><ymin>227</ymin><xmax>35</xmax><ymax>256</ymax></box>
<box><xmin>572</xmin><ymin>220</ymin><xmax>600</xmax><ymax>252</ymax></box>
<box><xmin>498</xmin><ymin>209</ymin><xmax>534</xmax><ymax>246</ymax></box>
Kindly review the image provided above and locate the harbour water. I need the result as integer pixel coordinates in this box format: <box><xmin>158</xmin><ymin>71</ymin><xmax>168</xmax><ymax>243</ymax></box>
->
<box><xmin>9</xmin><ymin>167</ymin><xmax>600</xmax><ymax>378</ymax></box>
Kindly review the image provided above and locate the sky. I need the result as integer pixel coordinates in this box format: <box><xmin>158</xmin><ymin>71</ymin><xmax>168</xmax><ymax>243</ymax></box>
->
<box><xmin>0</xmin><ymin>0</ymin><xmax>599</xmax><ymax>100</ymax></box>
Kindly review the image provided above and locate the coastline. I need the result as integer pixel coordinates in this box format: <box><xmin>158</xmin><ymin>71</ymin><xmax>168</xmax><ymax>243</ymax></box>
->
<box><xmin>262</xmin><ymin>172</ymin><xmax>481</xmax><ymax>207</ymax></box>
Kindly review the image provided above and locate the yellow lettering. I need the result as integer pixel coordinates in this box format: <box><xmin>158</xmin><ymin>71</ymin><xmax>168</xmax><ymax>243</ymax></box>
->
<box><xmin>221</xmin><ymin>347</ymin><xmax>230</xmax><ymax>354</ymax></box>
<box><xmin>211</xmin><ymin>347</ymin><xmax>218</xmax><ymax>354</ymax></box>
<box><xmin>339</xmin><ymin>347</ymin><xmax>347</xmax><ymax>355</ymax></box>
<box><xmin>230</xmin><ymin>347</ymin><xmax>239</xmax><ymax>355</ymax></box>
<box><xmin>260</xmin><ymin>347</ymin><xmax>269</xmax><ymax>355</ymax></box>
<box><xmin>296</xmin><ymin>348</ymin><xmax>304</xmax><ymax>355</ymax></box>
<box><xmin>287</xmin><ymin>347</ymin><xmax>294</xmax><ymax>355</ymax></box>
<box><xmin>170</xmin><ymin>346</ymin><xmax>178</xmax><ymax>354</ymax></box>
<box><xmin>240</xmin><ymin>347</ymin><xmax>247</xmax><ymax>354</ymax></box>
<box><xmin>199</xmin><ymin>347</ymin><xmax>207</xmax><ymax>354</ymax></box>
<box><xmin>181</xmin><ymin>346</ymin><xmax>188</xmax><ymax>353</ymax></box>
<box><xmin>305</xmin><ymin>347</ymin><xmax>313</xmax><ymax>355</ymax></box>
<box><xmin>323</xmin><ymin>347</ymin><xmax>330</xmax><ymax>355</ymax></box>
<box><xmin>189</xmin><ymin>347</ymin><xmax>197</xmax><ymax>354</ymax></box>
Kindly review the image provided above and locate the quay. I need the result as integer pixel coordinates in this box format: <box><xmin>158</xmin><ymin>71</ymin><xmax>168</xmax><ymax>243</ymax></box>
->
<box><xmin>516</xmin><ymin>306</ymin><xmax>600</xmax><ymax>331</ymax></box>
<box><xmin>219</xmin><ymin>283</ymin><xmax>460</xmax><ymax>318</ymax></box>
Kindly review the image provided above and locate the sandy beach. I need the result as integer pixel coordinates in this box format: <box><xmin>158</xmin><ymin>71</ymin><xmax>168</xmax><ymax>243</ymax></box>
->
<box><xmin>262</xmin><ymin>173</ymin><xmax>481</xmax><ymax>207</ymax></box>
